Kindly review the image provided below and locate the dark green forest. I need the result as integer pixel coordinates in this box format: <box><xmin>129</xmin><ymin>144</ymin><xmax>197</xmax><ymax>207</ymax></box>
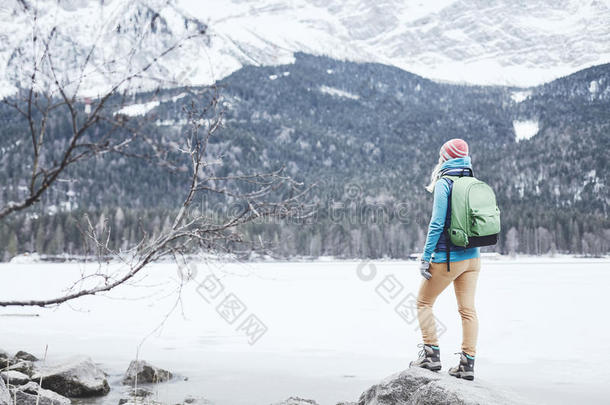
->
<box><xmin>0</xmin><ymin>54</ymin><xmax>608</xmax><ymax>260</ymax></box>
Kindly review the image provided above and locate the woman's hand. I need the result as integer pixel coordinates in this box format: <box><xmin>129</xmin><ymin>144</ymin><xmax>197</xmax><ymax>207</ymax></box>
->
<box><xmin>420</xmin><ymin>260</ymin><xmax>432</xmax><ymax>280</ymax></box>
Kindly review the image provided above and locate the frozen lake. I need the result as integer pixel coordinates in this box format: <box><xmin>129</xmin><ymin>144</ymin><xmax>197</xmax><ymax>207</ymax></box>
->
<box><xmin>1</xmin><ymin>257</ymin><xmax>609</xmax><ymax>404</ymax></box>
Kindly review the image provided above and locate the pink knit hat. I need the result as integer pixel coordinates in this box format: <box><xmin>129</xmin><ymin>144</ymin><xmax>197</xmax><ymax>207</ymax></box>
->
<box><xmin>440</xmin><ymin>138</ymin><xmax>469</xmax><ymax>161</ymax></box>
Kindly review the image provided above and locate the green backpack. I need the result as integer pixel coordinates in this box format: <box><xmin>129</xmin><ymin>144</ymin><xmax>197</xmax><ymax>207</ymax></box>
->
<box><xmin>442</xmin><ymin>174</ymin><xmax>501</xmax><ymax>249</ymax></box>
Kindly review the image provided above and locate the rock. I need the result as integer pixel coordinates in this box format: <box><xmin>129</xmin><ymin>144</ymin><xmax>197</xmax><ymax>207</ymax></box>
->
<box><xmin>7</xmin><ymin>361</ymin><xmax>35</xmax><ymax>377</ymax></box>
<box><xmin>14</xmin><ymin>351</ymin><xmax>38</xmax><ymax>362</ymax></box>
<box><xmin>183</xmin><ymin>396</ymin><xmax>213</xmax><ymax>405</ymax></box>
<box><xmin>122</xmin><ymin>360</ymin><xmax>172</xmax><ymax>385</ymax></box>
<box><xmin>32</xmin><ymin>356</ymin><xmax>109</xmax><ymax>398</ymax></box>
<box><xmin>0</xmin><ymin>377</ymin><xmax>10</xmax><ymax>405</ymax></box>
<box><xmin>1</xmin><ymin>370</ymin><xmax>30</xmax><ymax>385</ymax></box>
<box><xmin>117</xmin><ymin>383</ymin><xmax>178</xmax><ymax>405</ymax></box>
<box><xmin>272</xmin><ymin>398</ymin><xmax>319</xmax><ymax>405</ymax></box>
<box><xmin>119</xmin><ymin>398</ymin><xmax>163</xmax><ymax>405</ymax></box>
<box><xmin>0</xmin><ymin>350</ymin><xmax>9</xmax><ymax>361</ymax></box>
<box><xmin>10</xmin><ymin>382</ymin><xmax>71</xmax><ymax>405</ymax></box>
<box><xmin>357</xmin><ymin>368</ymin><xmax>529</xmax><ymax>405</ymax></box>
<box><xmin>129</xmin><ymin>388</ymin><xmax>153</xmax><ymax>398</ymax></box>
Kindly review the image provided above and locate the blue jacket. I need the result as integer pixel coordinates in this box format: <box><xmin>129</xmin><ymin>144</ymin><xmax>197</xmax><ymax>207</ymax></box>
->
<box><xmin>421</xmin><ymin>157</ymin><xmax>480</xmax><ymax>263</ymax></box>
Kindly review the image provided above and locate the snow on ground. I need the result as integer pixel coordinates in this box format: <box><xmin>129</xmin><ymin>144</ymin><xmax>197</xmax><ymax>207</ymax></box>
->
<box><xmin>0</xmin><ymin>258</ymin><xmax>609</xmax><ymax>405</ymax></box>
<box><xmin>115</xmin><ymin>101</ymin><xmax>160</xmax><ymax>117</ymax></box>
<box><xmin>319</xmin><ymin>85</ymin><xmax>360</xmax><ymax>100</ymax></box>
<box><xmin>511</xmin><ymin>90</ymin><xmax>531</xmax><ymax>103</ymax></box>
<box><xmin>513</xmin><ymin>120</ymin><xmax>539</xmax><ymax>142</ymax></box>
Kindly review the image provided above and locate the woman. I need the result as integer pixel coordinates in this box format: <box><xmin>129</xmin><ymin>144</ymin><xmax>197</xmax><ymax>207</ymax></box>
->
<box><xmin>410</xmin><ymin>138</ymin><xmax>480</xmax><ymax>381</ymax></box>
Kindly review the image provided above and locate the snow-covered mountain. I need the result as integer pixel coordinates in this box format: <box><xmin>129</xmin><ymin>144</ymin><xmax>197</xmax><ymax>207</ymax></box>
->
<box><xmin>0</xmin><ymin>0</ymin><xmax>210</xmax><ymax>96</ymax></box>
<box><xmin>193</xmin><ymin>0</ymin><xmax>610</xmax><ymax>86</ymax></box>
<box><xmin>1</xmin><ymin>0</ymin><xmax>610</xmax><ymax>94</ymax></box>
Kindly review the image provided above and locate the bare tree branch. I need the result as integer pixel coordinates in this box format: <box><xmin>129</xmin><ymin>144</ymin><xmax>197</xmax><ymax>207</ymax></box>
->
<box><xmin>0</xmin><ymin>2</ymin><xmax>206</xmax><ymax>220</ymax></box>
<box><xmin>0</xmin><ymin>3</ymin><xmax>312</xmax><ymax>308</ymax></box>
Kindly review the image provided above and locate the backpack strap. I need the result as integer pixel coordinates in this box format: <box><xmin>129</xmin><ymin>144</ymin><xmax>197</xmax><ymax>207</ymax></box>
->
<box><xmin>440</xmin><ymin>169</ymin><xmax>473</xmax><ymax>271</ymax></box>
<box><xmin>442</xmin><ymin>177</ymin><xmax>454</xmax><ymax>272</ymax></box>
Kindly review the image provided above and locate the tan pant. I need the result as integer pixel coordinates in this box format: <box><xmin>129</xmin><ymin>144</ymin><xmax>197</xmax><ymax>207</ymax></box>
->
<box><xmin>417</xmin><ymin>257</ymin><xmax>481</xmax><ymax>356</ymax></box>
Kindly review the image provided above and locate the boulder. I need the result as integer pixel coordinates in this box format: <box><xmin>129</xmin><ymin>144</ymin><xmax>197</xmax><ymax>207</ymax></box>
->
<box><xmin>129</xmin><ymin>388</ymin><xmax>153</xmax><ymax>398</ymax></box>
<box><xmin>1</xmin><ymin>370</ymin><xmax>30</xmax><ymax>385</ymax></box>
<box><xmin>0</xmin><ymin>350</ymin><xmax>9</xmax><ymax>361</ymax></box>
<box><xmin>118</xmin><ymin>399</ymin><xmax>163</xmax><ymax>405</ymax></box>
<box><xmin>272</xmin><ymin>398</ymin><xmax>319</xmax><ymax>405</ymax></box>
<box><xmin>117</xmin><ymin>388</ymin><xmax>156</xmax><ymax>405</ymax></box>
<box><xmin>357</xmin><ymin>368</ymin><xmax>529</xmax><ymax>405</ymax></box>
<box><xmin>122</xmin><ymin>360</ymin><xmax>172</xmax><ymax>385</ymax></box>
<box><xmin>7</xmin><ymin>361</ymin><xmax>35</xmax><ymax>377</ymax></box>
<box><xmin>14</xmin><ymin>351</ymin><xmax>38</xmax><ymax>362</ymax></box>
<box><xmin>32</xmin><ymin>356</ymin><xmax>109</xmax><ymax>398</ymax></box>
<box><xmin>183</xmin><ymin>396</ymin><xmax>213</xmax><ymax>405</ymax></box>
<box><xmin>0</xmin><ymin>377</ymin><xmax>10</xmax><ymax>405</ymax></box>
<box><xmin>10</xmin><ymin>382</ymin><xmax>71</xmax><ymax>405</ymax></box>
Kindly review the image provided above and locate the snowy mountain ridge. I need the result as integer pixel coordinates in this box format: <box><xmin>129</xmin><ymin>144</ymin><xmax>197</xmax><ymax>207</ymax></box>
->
<box><xmin>1</xmin><ymin>53</ymin><xmax>609</xmax><ymax>257</ymax></box>
<box><xmin>1</xmin><ymin>0</ymin><xmax>610</xmax><ymax>94</ymax></box>
<box><xmin>0</xmin><ymin>0</ymin><xmax>209</xmax><ymax>96</ymax></box>
<box><xmin>193</xmin><ymin>0</ymin><xmax>610</xmax><ymax>87</ymax></box>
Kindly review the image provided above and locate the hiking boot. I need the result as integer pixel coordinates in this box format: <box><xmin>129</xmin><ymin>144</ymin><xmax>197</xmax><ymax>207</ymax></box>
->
<box><xmin>448</xmin><ymin>351</ymin><xmax>475</xmax><ymax>380</ymax></box>
<box><xmin>409</xmin><ymin>344</ymin><xmax>441</xmax><ymax>371</ymax></box>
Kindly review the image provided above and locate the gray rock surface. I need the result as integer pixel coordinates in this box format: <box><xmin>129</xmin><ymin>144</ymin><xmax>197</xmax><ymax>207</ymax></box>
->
<box><xmin>129</xmin><ymin>388</ymin><xmax>153</xmax><ymax>398</ymax></box>
<box><xmin>357</xmin><ymin>368</ymin><xmax>528</xmax><ymax>405</ymax></box>
<box><xmin>32</xmin><ymin>356</ymin><xmax>109</xmax><ymax>398</ymax></box>
<box><xmin>1</xmin><ymin>370</ymin><xmax>30</xmax><ymax>385</ymax></box>
<box><xmin>14</xmin><ymin>352</ymin><xmax>38</xmax><ymax>362</ymax></box>
<box><xmin>183</xmin><ymin>396</ymin><xmax>213</xmax><ymax>405</ymax></box>
<box><xmin>0</xmin><ymin>378</ymin><xmax>10</xmax><ymax>405</ymax></box>
<box><xmin>122</xmin><ymin>360</ymin><xmax>172</xmax><ymax>385</ymax></box>
<box><xmin>272</xmin><ymin>397</ymin><xmax>319</xmax><ymax>405</ymax></box>
<box><xmin>7</xmin><ymin>361</ymin><xmax>35</xmax><ymax>377</ymax></box>
<box><xmin>118</xmin><ymin>398</ymin><xmax>163</xmax><ymax>405</ymax></box>
<box><xmin>11</xmin><ymin>382</ymin><xmax>71</xmax><ymax>405</ymax></box>
<box><xmin>0</xmin><ymin>350</ymin><xmax>9</xmax><ymax>361</ymax></box>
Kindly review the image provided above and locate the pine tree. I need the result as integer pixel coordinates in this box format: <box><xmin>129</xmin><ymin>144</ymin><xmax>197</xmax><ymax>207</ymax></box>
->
<box><xmin>48</xmin><ymin>223</ymin><xmax>65</xmax><ymax>255</ymax></box>
<box><xmin>7</xmin><ymin>231</ymin><xmax>18</xmax><ymax>259</ymax></box>
<box><xmin>506</xmin><ymin>227</ymin><xmax>519</xmax><ymax>257</ymax></box>
<box><xmin>35</xmin><ymin>222</ymin><xmax>46</xmax><ymax>254</ymax></box>
<box><xmin>22</xmin><ymin>216</ymin><xmax>32</xmax><ymax>252</ymax></box>
<box><xmin>114</xmin><ymin>207</ymin><xmax>125</xmax><ymax>229</ymax></box>
<box><xmin>570</xmin><ymin>220</ymin><xmax>581</xmax><ymax>253</ymax></box>
<box><xmin>309</xmin><ymin>233</ymin><xmax>321</xmax><ymax>257</ymax></box>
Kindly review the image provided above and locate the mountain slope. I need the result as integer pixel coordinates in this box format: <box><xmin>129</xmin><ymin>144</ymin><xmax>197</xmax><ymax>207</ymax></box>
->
<box><xmin>189</xmin><ymin>0</ymin><xmax>610</xmax><ymax>86</ymax></box>
<box><xmin>1</xmin><ymin>54</ymin><xmax>608</xmax><ymax>258</ymax></box>
<box><xmin>0</xmin><ymin>0</ymin><xmax>208</xmax><ymax>96</ymax></box>
<box><xmin>1</xmin><ymin>0</ymin><xmax>610</xmax><ymax>93</ymax></box>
